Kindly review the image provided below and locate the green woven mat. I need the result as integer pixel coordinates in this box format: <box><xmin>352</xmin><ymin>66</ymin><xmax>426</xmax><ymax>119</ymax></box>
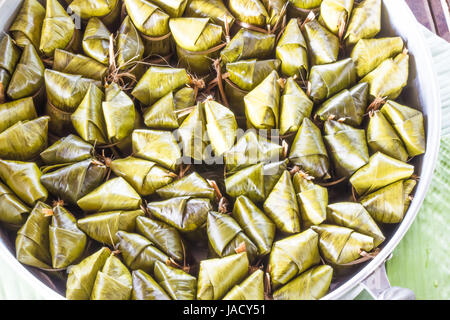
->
<box><xmin>1</xmin><ymin>27</ymin><xmax>449</xmax><ymax>300</ymax></box>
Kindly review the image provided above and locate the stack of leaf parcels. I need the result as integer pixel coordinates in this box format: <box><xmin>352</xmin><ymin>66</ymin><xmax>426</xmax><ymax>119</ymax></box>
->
<box><xmin>0</xmin><ymin>0</ymin><xmax>425</xmax><ymax>300</ymax></box>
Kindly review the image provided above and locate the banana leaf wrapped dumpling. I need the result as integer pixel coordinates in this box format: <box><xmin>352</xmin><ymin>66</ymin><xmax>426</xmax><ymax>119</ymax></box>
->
<box><xmin>207</xmin><ymin>211</ymin><xmax>259</xmax><ymax>262</ymax></box>
<box><xmin>303</xmin><ymin>18</ymin><xmax>339</xmax><ymax>66</ymax></box>
<box><xmin>49</xmin><ymin>204</ymin><xmax>87</xmax><ymax>269</ymax></box>
<box><xmin>15</xmin><ymin>202</ymin><xmax>52</xmax><ymax>269</ymax></box>
<box><xmin>0</xmin><ymin>116</ymin><xmax>49</xmax><ymax>161</ymax></box>
<box><xmin>0</xmin><ymin>35</ymin><xmax>21</xmax><ymax>96</ymax></box>
<box><xmin>197</xmin><ymin>252</ymin><xmax>249</xmax><ymax>300</ymax></box>
<box><xmin>82</xmin><ymin>18</ymin><xmax>111</xmax><ymax>65</ymax></box>
<box><xmin>228</xmin><ymin>0</ymin><xmax>269</xmax><ymax>27</ymax></box>
<box><xmin>90</xmin><ymin>254</ymin><xmax>132</xmax><ymax>300</ymax></box>
<box><xmin>40</xmin><ymin>134</ymin><xmax>93</xmax><ymax>165</ymax></box>
<box><xmin>269</xmin><ymin>229</ymin><xmax>321</xmax><ymax>288</ymax></box>
<box><xmin>0</xmin><ymin>182</ymin><xmax>30</xmax><ymax>226</ymax></box>
<box><xmin>178</xmin><ymin>103</ymin><xmax>207</xmax><ymax>162</ymax></box>
<box><xmin>311</xmin><ymin>224</ymin><xmax>374</xmax><ymax>265</ymax></box>
<box><xmin>225</xmin><ymin>163</ymin><xmax>265</xmax><ymax>203</ymax></box>
<box><xmin>69</xmin><ymin>0</ymin><xmax>120</xmax><ymax>25</ymax></box>
<box><xmin>360</xmin><ymin>179</ymin><xmax>416</xmax><ymax>224</ymax></box>
<box><xmin>77</xmin><ymin>177</ymin><xmax>142</xmax><ymax>213</ymax></box>
<box><xmin>185</xmin><ymin>0</ymin><xmax>235</xmax><ymax>29</ymax></box>
<box><xmin>66</xmin><ymin>247</ymin><xmax>110</xmax><ymax>300</ymax></box>
<box><xmin>273</xmin><ymin>265</ymin><xmax>333</xmax><ymax>300</ymax></box>
<box><xmin>344</xmin><ymin>0</ymin><xmax>381</xmax><ymax>46</ymax></box>
<box><xmin>319</xmin><ymin>0</ymin><xmax>354</xmax><ymax>36</ymax></box>
<box><xmin>0</xmin><ymin>98</ymin><xmax>37</xmax><ymax>133</ymax></box>
<box><xmin>9</xmin><ymin>0</ymin><xmax>45</xmax><ymax>49</ymax></box>
<box><xmin>40</xmin><ymin>0</ymin><xmax>76</xmax><ymax>57</ymax></box>
<box><xmin>77</xmin><ymin>209</ymin><xmax>144</xmax><ymax>245</ymax></box>
<box><xmin>7</xmin><ymin>44</ymin><xmax>44</xmax><ymax>100</ymax></box>
<box><xmin>381</xmin><ymin>101</ymin><xmax>426</xmax><ymax>157</ymax></box>
<box><xmin>350</xmin><ymin>152</ymin><xmax>414</xmax><ymax>196</ymax></box>
<box><xmin>124</xmin><ymin>0</ymin><xmax>170</xmax><ymax>38</ymax></box>
<box><xmin>232</xmin><ymin>195</ymin><xmax>275</xmax><ymax>256</ymax></box>
<box><xmin>289</xmin><ymin>118</ymin><xmax>330</xmax><ymax>180</ymax></box>
<box><xmin>367</xmin><ymin>110</ymin><xmax>408</xmax><ymax>162</ymax></box>
<box><xmin>156</xmin><ymin>172</ymin><xmax>215</xmax><ymax>200</ymax></box>
<box><xmin>327</xmin><ymin>202</ymin><xmax>385</xmax><ymax>246</ymax></box>
<box><xmin>154</xmin><ymin>261</ymin><xmax>196</xmax><ymax>300</ymax></box>
<box><xmin>111</xmin><ymin>157</ymin><xmax>175</xmax><ymax>197</ymax></box>
<box><xmin>117</xmin><ymin>16</ymin><xmax>145</xmax><ymax>71</ymax></box>
<box><xmin>132</xmin><ymin>269</ymin><xmax>171</xmax><ymax>300</ymax></box>
<box><xmin>244</xmin><ymin>70</ymin><xmax>280</xmax><ymax>130</ymax></box>
<box><xmin>0</xmin><ymin>160</ymin><xmax>47</xmax><ymax>207</ymax></box>
<box><xmin>309</xmin><ymin>58</ymin><xmax>357</xmax><ymax>103</ymax></box>
<box><xmin>263</xmin><ymin>171</ymin><xmax>301</xmax><ymax>234</ymax></box>
<box><xmin>53</xmin><ymin>49</ymin><xmax>108</xmax><ymax>81</ymax></box>
<box><xmin>223</xmin><ymin>269</ymin><xmax>264</xmax><ymax>300</ymax></box>
<box><xmin>280</xmin><ymin>77</ymin><xmax>313</xmax><ymax>135</ymax></box>
<box><xmin>116</xmin><ymin>231</ymin><xmax>170</xmax><ymax>274</ymax></box>
<box><xmin>323</xmin><ymin>120</ymin><xmax>369</xmax><ymax>177</ymax></box>
<box><xmin>136</xmin><ymin>216</ymin><xmax>185</xmax><ymax>263</ymax></box>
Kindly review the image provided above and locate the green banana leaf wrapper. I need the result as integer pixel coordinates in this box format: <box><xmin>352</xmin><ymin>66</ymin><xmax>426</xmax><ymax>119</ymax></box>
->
<box><xmin>77</xmin><ymin>209</ymin><xmax>144</xmax><ymax>245</ymax></box>
<box><xmin>77</xmin><ymin>177</ymin><xmax>142</xmax><ymax>213</ymax></box>
<box><xmin>132</xmin><ymin>269</ymin><xmax>171</xmax><ymax>300</ymax></box>
<box><xmin>49</xmin><ymin>205</ymin><xmax>87</xmax><ymax>269</ymax></box>
<box><xmin>66</xmin><ymin>247</ymin><xmax>110</xmax><ymax>300</ymax></box>
<box><xmin>280</xmin><ymin>77</ymin><xmax>313</xmax><ymax>135</ymax></box>
<box><xmin>323</xmin><ymin>119</ymin><xmax>369</xmax><ymax>177</ymax></box>
<box><xmin>41</xmin><ymin>159</ymin><xmax>107</xmax><ymax>206</ymax></box>
<box><xmin>0</xmin><ymin>116</ymin><xmax>48</xmax><ymax>161</ymax></box>
<box><xmin>207</xmin><ymin>211</ymin><xmax>258</xmax><ymax>262</ymax></box>
<box><xmin>15</xmin><ymin>201</ymin><xmax>52</xmax><ymax>269</ymax></box>
<box><xmin>224</xmin><ymin>130</ymin><xmax>283</xmax><ymax>173</ymax></box>
<box><xmin>154</xmin><ymin>260</ymin><xmax>197</xmax><ymax>300</ymax></box>
<box><xmin>53</xmin><ymin>49</ymin><xmax>108</xmax><ymax>81</ymax></box>
<box><xmin>220</xmin><ymin>29</ymin><xmax>275</xmax><ymax>64</ymax></box>
<box><xmin>360</xmin><ymin>51</ymin><xmax>409</xmax><ymax>100</ymax></box>
<box><xmin>350</xmin><ymin>152</ymin><xmax>414</xmax><ymax>196</ymax></box>
<box><xmin>40</xmin><ymin>134</ymin><xmax>93</xmax><ymax>165</ymax></box>
<box><xmin>225</xmin><ymin>163</ymin><xmax>265</xmax><ymax>203</ymax></box>
<box><xmin>143</xmin><ymin>90</ymin><xmax>186</xmax><ymax>129</ymax></box>
<box><xmin>303</xmin><ymin>18</ymin><xmax>339</xmax><ymax>66</ymax></box>
<box><xmin>269</xmin><ymin>228</ymin><xmax>321</xmax><ymax>288</ymax></box>
<box><xmin>263</xmin><ymin>159</ymin><xmax>290</xmax><ymax>196</ymax></box>
<box><xmin>90</xmin><ymin>254</ymin><xmax>133</xmax><ymax>300</ymax></box>
<box><xmin>170</xmin><ymin>17</ymin><xmax>223</xmax><ymax>75</ymax></box>
<box><xmin>273</xmin><ymin>264</ymin><xmax>333</xmax><ymax>300</ymax></box>
<box><xmin>117</xmin><ymin>16</ymin><xmax>145</xmax><ymax>71</ymax></box>
<box><xmin>367</xmin><ymin>110</ymin><xmax>408</xmax><ymax>162</ymax></box>
<box><xmin>103</xmin><ymin>83</ymin><xmax>136</xmax><ymax>144</ymax></box>
<box><xmin>232</xmin><ymin>195</ymin><xmax>275</xmax><ymax>256</ymax></box>
<box><xmin>9</xmin><ymin>0</ymin><xmax>45</xmax><ymax>49</ymax></box>
<box><xmin>223</xmin><ymin>269</ymin><xmax>264</xmax><ymax>300</ymax></box>
<box><xmin>288</xmin><ymin>0</ymin><xmax>323</xmax><ymax>10</ymax></box>
<box><xmin>71</xmin><ymin>83</ymin><xmax>107</xmax><ymax>145</ymax></box>
<box><xmin>69</xmin><ymin>0</ymin><xmax>120</xmax><ymax>24</ymax></box>
<box><xmin>327</xmin><ymin>202</ymin><xmax>385</xmax><ymax>246</ymax></box>
<box><xmin>293</xmin><ymin>172</ymin><xmax>328</xmax><ymax>227</ymax></box>
<box><xmin>40</xmin><ymin>0</ymin><xmax>76</xmax><ymax>57</ymax></box>
<box><xmin>124</xmin><ymin>0</ymin><xmax>170</xmax><ymax>37</ymax></box>
<box><xmin>289</xmin><ymin>117</ymin><xmax>330</xmax><ymax>179</ymax></box>
<box><xmin>136</xmin><ymin>216</ymin><xmax>185</xmax><ymax>263</ymax></box>
<box><xmin>351</xmin><ymin>37</ymin><xmax>404</xmax><ymax>77</ymax></box>
<box><xmin>0</xmin><ymin>181</ymin><xmax>30</xmax><ymax>226</ymax></box>
<box><xmin>309</xmin><ymin>57</ymin><xmax>357</xmax><ymax>103</ymax></box>
<box><xmin>244</xmin><ymin>70</ymin><xmax>280</xmax><ymax>130</ymax></box>
<box><xmin>117</xmin><ymin>231</ymin><xmax>170</xmax><ymax>274</ymax></box>
<box><xmin>204</xmin><ymin>99</ymin><xmax>238</xmax><ymax>156</ymax></box>
<box><xmin>111</xmin><ymin>157</ymin><xmax>175</xmax><ymax>197</ymax></box>
<box><xmin>132</xmin><ymin>66</ymin><xmax>190</xmax><ymax>106</ymax></box>
<box><xmin>197</xmin><ymin>252</ymin><xmax>249</xmax><ymax>300</ymax></box>
<box><xmin>315</xmin><ymin>82</ymin><xmax>369</xmax><ymax>127</ymax></box>
<box><xmin>228</xmin><ymin>0</ymin><xmax>269</xmax><ymax>27</ymax></box>
<box><xmin>263</xmin><ymin>171</ymin><xmax>300</xmax><ymax>234</ymax></box>
<box><xmin>360</xmin><ymin>179</ymin><xmax>416</xmax><ymax>224</ymax></box>
<box><xmin>0</xmin><ymin>34</ymin><xmax>21</xmax><ymax>92</ymax></box>
<box><xmin>319</xmin><ymin>0</ymin><xmax>354</xmax><ymax>35</ymax></box>
<box><xmin>156</xmin><ymin>171</ymin><xmax>215</xmax><ymax>200</ymax></box>
<box><xmin>178</xmin><ymin>103</ymin><xmax>208</xmax><ymax>162</ymax></box>
<box><xmin>276</xmin><ymin>18</ymin><xmax>308</xmax><ymax>78</ymax></box>
<box><xmin>344</xmin><ymin>0</ymin><xmax>381</xmax><ymax>46</ymax></box>
<box><xmin>82</xmin><ymin>18</ymin><xmax>111</xmax><ymax>65</ymax></box>
<box><xmin>262</xmin><ymin>0</ymin><xmax>288</xmax><ymax>27</ymax></box>
<box><xmin>7</xmin><ymin>44</ymin><xmax>44</xmax><ymax>100</ymax></box>
<box><xmin>147</xmin><ymin>196</ymin><xmax>212</xmax><ymax>234</ymax></box>
<box><xmin>311</xmin><ymin>224</ymin><xmax>374</xmax><ymax>265</ymax></box>
<box><xmin>132</xmin><ymin>129</ymin><xmax>182</xmax><ymax>171</ymax></box>
<box><xmin>381</xmin><ymin>100</ymin><xmax>426</xmax><ymax>157</ymax></box>
<box><xmin>0</xmin><ymin>160</ymin><xmax>47</xmax><ymax>207</ymax></box>
<box><xmin>185</xmin><ymin>0</ymin><xmax>235</xmax><ymax>29</ymax></box>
